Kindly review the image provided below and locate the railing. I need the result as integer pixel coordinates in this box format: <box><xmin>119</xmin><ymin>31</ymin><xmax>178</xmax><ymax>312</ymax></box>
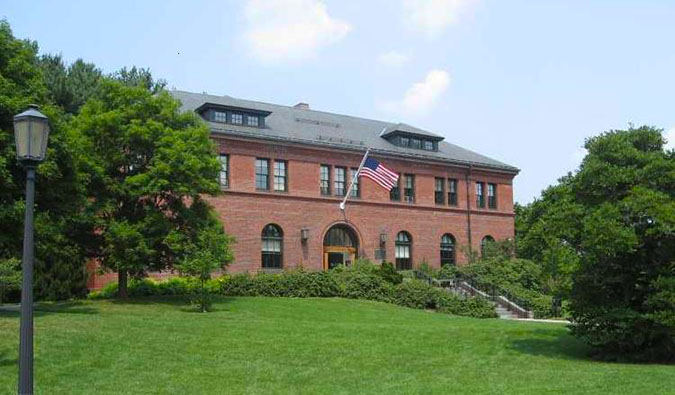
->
<box><xmin>413</xmin><ymin>270</ymin><xmax>534</xmax><ymax>319</ymax></box>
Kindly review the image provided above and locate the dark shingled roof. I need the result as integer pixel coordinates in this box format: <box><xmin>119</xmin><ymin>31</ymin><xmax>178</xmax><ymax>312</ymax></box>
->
<box><xmin>170</xmin><ymin>90</ymin><xmax>519</xmax><ymax>173</ymax></box>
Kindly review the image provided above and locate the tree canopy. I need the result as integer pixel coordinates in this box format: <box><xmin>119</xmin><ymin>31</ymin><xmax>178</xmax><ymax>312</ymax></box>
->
<box><xmin>72</xmin><ymin>80</ymin><xmax>229</xmax><ymax>297</ymax></box>
<box><xmin>517</xmin><ymin>126</ymin><xmax>675</xmax><ymax>361</ymax></box>
<box><xmin>0</xmin><ymin>20</ymin><xmax>91</xmax><ymax>299</ymax></box>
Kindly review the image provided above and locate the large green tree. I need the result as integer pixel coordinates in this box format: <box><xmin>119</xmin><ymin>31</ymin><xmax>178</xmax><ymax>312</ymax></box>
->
<box><xmin>0</xmin><ymin>20</ymin><xmax>91</xmax><ymax>299</ymax></box>
<box><xmin>518</xmin><ymin>126</ymin><xmax>674</xmax><ymax>361</ymax></box>
<box><xmin>73</xmin><ymin>80</ymin><xmax>228</xmax><ymax>297</ymax></box>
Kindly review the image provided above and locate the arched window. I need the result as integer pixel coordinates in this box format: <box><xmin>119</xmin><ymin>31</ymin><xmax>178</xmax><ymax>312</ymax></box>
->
<box><xmin>440</xmin><ymin>234</ymin><xmax>456</xmax><ymax>266</ymax></box>
<box><xmin>395</xmin><ymin>231</ymin><xmax>412</xmax><ymax>270</ymax></box>
<box><xmin>481</xmin><ymin>235</ymin><xmax>495</xmax><ymax>257</ymax></box>
<box><xmin>262</xmin><ymin>224</ymin><xmax>283</xmax><ymax>269</ymax></box>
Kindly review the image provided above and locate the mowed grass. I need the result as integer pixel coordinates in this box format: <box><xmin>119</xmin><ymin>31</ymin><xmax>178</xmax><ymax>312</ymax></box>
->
<box><xmin>0</xmin><ymin>298</ymin><xmax>673</xmax><ymax>394</ymax></box>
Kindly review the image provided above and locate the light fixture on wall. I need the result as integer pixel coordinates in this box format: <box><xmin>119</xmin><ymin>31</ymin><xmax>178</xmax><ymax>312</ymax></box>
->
<box><xmin>379</xmin><ymin>233</ymin><xmax>387</xmax><ymax>245</ymax></box>
<box><xmin>301</xmin><ymin>228</ymin><xmax>309</xmax><ymax>244</ymax></box>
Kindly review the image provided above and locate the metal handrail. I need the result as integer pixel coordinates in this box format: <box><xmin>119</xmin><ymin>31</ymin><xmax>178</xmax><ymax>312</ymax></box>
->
<box><xmin>418</xmin><ymin>270</ymin><xmax>534</xmax><ymax>319</ymax></box>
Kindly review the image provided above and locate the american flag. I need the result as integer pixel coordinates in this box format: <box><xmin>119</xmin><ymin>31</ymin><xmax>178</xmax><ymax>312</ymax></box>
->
<box><xmin>360</xmin><ymin>157</ymin><xmax>399</xmax><ymax>190</ymax></box>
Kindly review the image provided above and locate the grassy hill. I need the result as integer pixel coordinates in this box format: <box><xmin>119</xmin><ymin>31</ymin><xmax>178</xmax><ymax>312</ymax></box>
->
<box><xmin>0</xmin><ymin>297</ymin><xmax>672</xmax><ymax>394</ymax></box>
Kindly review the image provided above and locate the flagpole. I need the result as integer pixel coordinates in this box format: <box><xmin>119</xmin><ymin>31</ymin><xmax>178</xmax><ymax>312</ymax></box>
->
<box><xmin>340</xmin><ymin>148</ymin><xmax>370</xmax><ymax>211</ymax></box>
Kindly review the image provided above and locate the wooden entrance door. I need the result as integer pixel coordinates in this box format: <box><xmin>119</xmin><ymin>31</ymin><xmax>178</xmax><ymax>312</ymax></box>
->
<box><xmin>323</xmin><ymin>246</ymin><xmax>357</xmax><ymax>270</ymax></box>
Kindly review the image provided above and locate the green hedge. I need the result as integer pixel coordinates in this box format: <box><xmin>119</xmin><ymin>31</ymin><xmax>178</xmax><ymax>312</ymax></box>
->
<box><xmin>88</xmin><ymin>263</ymin><xmax>497</xmax><ymax>319</ymax></box>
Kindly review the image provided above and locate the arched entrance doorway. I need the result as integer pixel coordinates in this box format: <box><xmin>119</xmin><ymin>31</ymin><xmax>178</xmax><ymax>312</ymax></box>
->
<box><xmin>323</xmin><ymin>224</ymin><xmax>359</xmax><ymax>270</ymax></box>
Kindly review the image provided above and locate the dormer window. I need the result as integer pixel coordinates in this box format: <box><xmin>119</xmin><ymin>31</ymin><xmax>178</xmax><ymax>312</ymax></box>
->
<box><xmin>380</xmin><ymin>123</ymin><xmax>443</xmax><ymax>152</ymax></box>
<box><xmin>197</xmin><ymin>102</ymin><xmax>271</xmax><ymax>129</ymax></box>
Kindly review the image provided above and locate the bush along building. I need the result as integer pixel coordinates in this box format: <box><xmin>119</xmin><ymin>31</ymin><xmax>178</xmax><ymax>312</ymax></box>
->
<box><xmin>88</xmin><ymin>90</ymin><xmax>519</xmax><ymax>288</ymax></box>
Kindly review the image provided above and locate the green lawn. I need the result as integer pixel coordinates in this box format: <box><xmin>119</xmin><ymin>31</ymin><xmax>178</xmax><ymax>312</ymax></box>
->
<box><xmin>0</xmin><ymin>297</ymin><xmax>673</xmax><ymax>394</ymax></box>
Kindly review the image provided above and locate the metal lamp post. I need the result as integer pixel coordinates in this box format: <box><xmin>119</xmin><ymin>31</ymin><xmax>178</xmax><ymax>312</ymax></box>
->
<box><xmin>13</xmin><ymin>105</ymin><xmax>50</xmax><ymax>395</ymax></box>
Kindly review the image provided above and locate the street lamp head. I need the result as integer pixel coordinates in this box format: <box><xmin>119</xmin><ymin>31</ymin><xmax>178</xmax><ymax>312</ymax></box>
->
<box><xmin>13</xmin><ymin>104</ymin><xmax>50</xmax><ymax>164</ymax></box>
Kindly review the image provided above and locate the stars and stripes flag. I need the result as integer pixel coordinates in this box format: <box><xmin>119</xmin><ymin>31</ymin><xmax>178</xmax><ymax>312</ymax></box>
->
<box><xmin>340</xmin><ymin>149</ymin><xmax>398</xmax><ymax>210</ymax></box>
<box><xmin>360</xmin><ymin>157</ymin><xmax>399</xmax><ymax>191</ymax></box>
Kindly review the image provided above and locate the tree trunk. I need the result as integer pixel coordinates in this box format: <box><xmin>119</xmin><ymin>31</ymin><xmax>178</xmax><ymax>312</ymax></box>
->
<box><xmin>118</xmin><ymin>270</ymin><xmax>128</xmax><ymax>299</ymax></box>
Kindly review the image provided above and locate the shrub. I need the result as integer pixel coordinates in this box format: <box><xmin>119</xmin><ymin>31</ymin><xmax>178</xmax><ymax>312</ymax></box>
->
<box><xmin>377</xmin><ymin>262</ymin><xmax>403</xmax><ymax>284</ymax></box>
<box><xmin>220</xmin><ymin>270</ymin><xmax>341</xmax><ymax>298</ymax></box>
<box><xmin>391</xmin><ymin>280</ymin><xmax>442</xmax><ymax>309</ymax></box>
<box><xmin>334</xmin><ymin>270</ymin><xmax>393</xmax><ymax>302</ymax></box>
<box><xmin>437</xmin><ymin>293</ymin><xmax>497</xmax><ymax>318</ymax></box>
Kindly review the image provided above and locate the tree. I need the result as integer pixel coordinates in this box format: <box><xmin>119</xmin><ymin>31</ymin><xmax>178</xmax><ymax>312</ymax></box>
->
<box><xmin>518</xmin><ymin>126</ymin><xmax>674</xmax><ymax>361</ymax></box>
<box><xmin>73</xmin><ymin>79</ymin><xmax>226</xmax><ymax>298</ymax></box>
<box><xmin>0</xmin><ymin>20</ymin><xmax>91</xmax><ymax>300</ymax></box>
<box><xmin>172</xmin><ymin>222</ymin><xmax>234</xmax><ymax>312</ymax></box>
<box><xmin>112</xmin><ymin>66</ymin><xmax>166</xmax><ymax>94</ymax></box>
<box><xmin>39</xmin><ymin>54</ymin><xmax>102</xmax><ymax>114</ymax></box>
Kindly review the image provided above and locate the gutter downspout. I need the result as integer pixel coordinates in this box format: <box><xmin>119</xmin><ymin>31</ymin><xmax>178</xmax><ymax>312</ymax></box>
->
<box><xmin>466</xmin><ymin>165</ymin><xmax>473</xmax><ymax>259</ymax></box>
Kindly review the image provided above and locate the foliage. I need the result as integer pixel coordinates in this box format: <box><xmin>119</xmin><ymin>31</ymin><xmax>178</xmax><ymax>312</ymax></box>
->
<box><xmin>391</xmin><ymin>279</ymin><xmax>443</xmax><ymax>309</ymax></box>
<box><xmin>0</xmin><ymin>20</ymin><xmax>91</xmax><ymax>300</ymax></box>
<box><xmin>87</xmin><ymin>277</ymin><xmax>220</xmax><ymax>299</ymax></box>
<box><xmin>111</xmin><ymin>66</ymin><xmax>167</xmax><ymax>94</ymax></box>
<box><xmin>377</xmin><ymin>261</ymin><xmax>403</xmax><ymax>284</ymax></box>
<box><xmin>39</xmin><ymin>54</ymin><xmax>102</xmax><ymax>114</ymax></box>
<box><xmin>72</xmin><ymin>80</ymin><xmax>225</xmax><ymax>297</ymax></box>
<box><xmin>436</xmin><ymin>293</ymin><xmax>498</xmax><ymax>318</ymax></box>
<box><xmin>518</xmin><ymin>126</ymin><xmax>675</xmax><ymax>361</ymax></box>
<box><xmin>221</xmin><ymin>270</ymin><xmax>341</xmax><ymax>298</ymax></box>
<box><xmin>0</xmin><ymin>258</ymin><xmax>20</xmax><ymax>303</ymax></box>
<box><xmin>172</xmin><ymin>225</ymin><xmax>234</xmax><ymax>312</ymax></box>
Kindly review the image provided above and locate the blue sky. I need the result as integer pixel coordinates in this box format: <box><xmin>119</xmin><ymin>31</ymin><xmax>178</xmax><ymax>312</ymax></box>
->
<box><xmin>3</xmin><ymin>0</ymin><xmax>674</xmax><ymax>203</ymax></box>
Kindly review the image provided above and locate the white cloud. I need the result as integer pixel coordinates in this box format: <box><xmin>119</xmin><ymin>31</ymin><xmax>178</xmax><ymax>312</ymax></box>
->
<box><xmin>378</xmin><ymin>50</ymin><xmax>410</xmax><ymax>67</ymax></box>
<box><xmin>665</xmin><ymin>127</ymin><xmax>675</xmax><ymax>150</ymax></box>
<box><xmin>403</xmin><ymin>0</ymin><xmax>476</xmax><ymax>37</ymax></box>
<box><xmin>380</xmin><ymin>69</ymin><xmax>451</xmax><ymax>116</ymax></box>
<box><xmin>243</xmin><ymin>0</ymin><xmax>351</xmax><ymax>63</ymax></box>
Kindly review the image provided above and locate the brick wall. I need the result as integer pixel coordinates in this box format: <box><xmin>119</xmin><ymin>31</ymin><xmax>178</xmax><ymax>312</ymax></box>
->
<box><xmin>212</xmin><ymin>136</ymin><xmax>516</xmax><ymax>272</ymax></box>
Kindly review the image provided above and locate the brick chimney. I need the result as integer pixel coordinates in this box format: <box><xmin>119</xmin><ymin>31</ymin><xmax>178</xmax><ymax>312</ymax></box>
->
<box><xmin>294</xmin><ymin>102</ymin><xmax>310</xmax><ymax>110</ymax></box>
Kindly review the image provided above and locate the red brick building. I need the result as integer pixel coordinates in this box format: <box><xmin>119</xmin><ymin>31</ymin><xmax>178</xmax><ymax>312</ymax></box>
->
<box><xmin>88</xmin><ymin>91</ymin><xmax>519</xmax><ymax>288</ymax></box>
<box><xmin>171</xmin><ymin>90</ymin><xmax>519</xmax><ymax>273</ymax></box>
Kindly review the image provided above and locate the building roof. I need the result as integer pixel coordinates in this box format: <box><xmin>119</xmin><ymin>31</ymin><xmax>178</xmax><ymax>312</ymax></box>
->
<box><xmin>170</xmin><ymin>90</ymin><xmax>519</xmax><ymax>173</ymax></box>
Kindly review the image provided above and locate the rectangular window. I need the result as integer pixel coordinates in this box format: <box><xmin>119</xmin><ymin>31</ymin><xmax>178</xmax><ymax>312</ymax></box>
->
<box><xmin>390</xmin><ymin>174</ymin><xmax>401</xmax><ymax>201</ymax></box>
<box><xmin>350</xmin><ymin>168</ymin><xmax>360</xmax><ymax>197</ymax></box>
<box><xmin>435</xmin><ymin>177</ymin><xmax>445</xmax><ymax>204</ymax></box>
<box><xmin>247</xmin><ymin>115</ymin><xmax>259</xmax><ymax>127</ymax></box>
<box><xmin>411</xmin><ymin>138</ymin><xmax>421</xmax><ymax>149</ymax></box>
<box><xmin>255</xmin><ymin>158</ymin><xmax>269</xmax><ymax>190</ymax></box>
<box><xmin>274</xmin><ymin>160</ymin><xmax>287</xmax><ymax>192</ymax></box>
<box><xmin>423</xmin><ymin>140</ymin><xmax>434</xmax><ymax>151</ymax></box>
<box><xmin>231</xmin><ymin>113</ymin><xmax>243</xmax><ymax>125</ymax></box>
<box><xmin>262</xmin><ymin>238</ymin><xmax>282</xmax><ymax>269</ymax></box>
<box><xmin>320</xmin><ymin>164</ymin><xmax>331</xmax><ymax>195</ymax></box>
<box><xmin>476</xmin><ymin>182</ymin><xmax>485</xmax><ymax>208</ymax></box>
<box><xmin>400</xmin><ymin>137</ymin><xmax>410</xmax><ymax>147</ymax></box>
<box><xmin>404</xmin><ymin>174</ymin><xmax>415</xmax><ymax>203</ymax></box>
<box><xmin>334</xmin><ymin>167</ymin><xmax>346</xmax><ymax>196</ymax></box>
<box><xmin>488</xmin><ymin>183</ymin><xmax>497</xmax><ymax>209</ymax></box>
<box><xmin>395</xmin><ymin>245</ymin><xmax>411</xmax><ymax>270</ymax></box>
<box><xmin>214</xmin><ymin>111</ymin><xmax>227</xmax><ymax>123</ymax></box>
<box><xmin>218</xmin><ymin>154</ymin><xmax>229</xmax><ymax>188</ymax></box>
<box><xmin>448</xmin><ymin>178</ymin><xmax>458</xmax><ymax>206</ymax></box>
